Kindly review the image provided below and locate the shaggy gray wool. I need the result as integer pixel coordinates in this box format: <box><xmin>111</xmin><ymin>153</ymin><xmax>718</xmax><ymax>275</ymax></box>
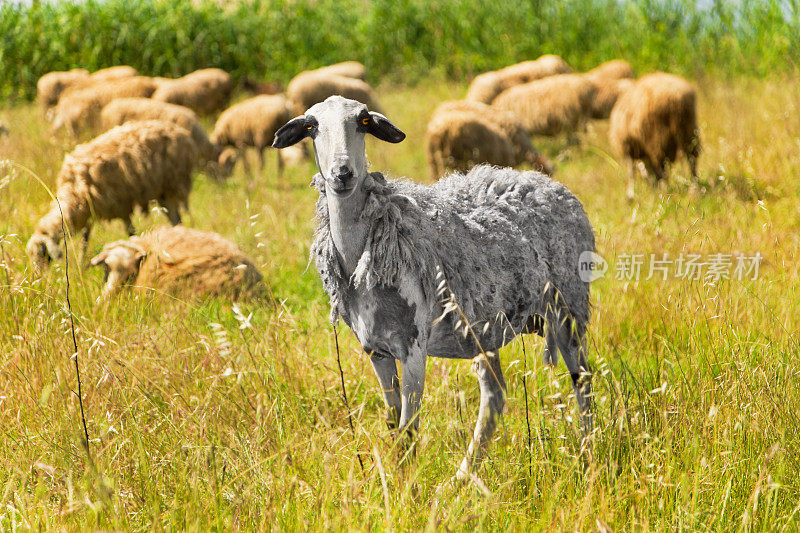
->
<box><xmin>311</xmin><ymin>164</ymin><xmax>595</xmax><ymax>336</ymax></box>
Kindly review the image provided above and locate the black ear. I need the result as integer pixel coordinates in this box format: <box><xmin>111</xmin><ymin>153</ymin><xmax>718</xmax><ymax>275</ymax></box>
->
<box><xmin>273</xmin><ymin>116</ymin><xmax>312</xmax><ymax>148</ymax></box>
<box><xmin>366</xmin><ymin>112</ymin><xmax>405</xmax><ymax>143</ymax></box>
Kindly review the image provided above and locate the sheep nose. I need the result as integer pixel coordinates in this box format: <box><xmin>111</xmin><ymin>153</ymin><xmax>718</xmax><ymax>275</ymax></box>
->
<box><xmin>333</xmin><ymin>164</ymin><xmax>353</xmax><ymax>181</ymax></box>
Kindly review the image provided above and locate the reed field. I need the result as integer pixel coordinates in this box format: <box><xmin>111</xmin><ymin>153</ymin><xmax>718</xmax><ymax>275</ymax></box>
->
<box><xmin>2</xmin><ymin>1</ymin><xmax>800</xmax><ymax>531</ymax></box>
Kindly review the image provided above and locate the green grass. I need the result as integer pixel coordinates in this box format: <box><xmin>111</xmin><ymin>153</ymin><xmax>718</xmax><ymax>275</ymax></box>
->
<box><xmin>2</xmin><ymin>0</ymin><xmax>800</xmax><ymax>99</ymax></box>
<box><xmin>1</xmin><ymin>77</ymin><xmax>800</xmax><ymax>530</ymax></box>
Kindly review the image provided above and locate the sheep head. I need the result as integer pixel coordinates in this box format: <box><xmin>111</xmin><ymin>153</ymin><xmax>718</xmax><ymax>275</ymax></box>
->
<box><xmin>26</xmin><ymin>232</ymin><xmax>62</xmax><ymax>270</ymax></box>
<box><xmin>90</xmin><ymin>240</ymin><xmax>147</xmax><ymax>301</ymax></box>
<box><xmin>216</xmin><ymin>147</ymin><xmax>238</xmax><ymax>178</ymax></box>
<box><xmin>273</xmin><ymin>96</ymin><xmax>405</xmax><ymax>197</ymax></box>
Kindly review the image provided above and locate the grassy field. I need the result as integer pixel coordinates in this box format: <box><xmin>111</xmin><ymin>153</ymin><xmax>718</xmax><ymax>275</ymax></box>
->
<box><xmin>1</xmin><ymin>76</ymin><xmax>800</xmax><ymax>531</ymax></box>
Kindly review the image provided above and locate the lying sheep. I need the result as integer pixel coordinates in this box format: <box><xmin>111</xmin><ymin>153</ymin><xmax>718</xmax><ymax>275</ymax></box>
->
<box><xmin>426</xmin><ymin>100</ymin><xmax>552</xmax><ymax>178</ymax></box>
<box><xmin>90</xmin><ymin>225</ymin><xmax>263</xmax><ymax>301</ymax></box>
<box><xmin>585</xmin><ymin>59</ymin><xmax>635</xmax><ymax>119</ymax></box>
<box><xmin>152</xmin><ymin>68</ymin><xmax>233</xmax><ymax>115</ymax></box>
<box><xmin>609</xmin><ymin>71</ymin><xmax>700</xmax><ymax>198</ymax></box>
<box><xmin>493</xmin><ymin>74</ymin><xmax>596</xmax><ymax>138</ymax></box>
<box><xmin>210</xmin><ymin>94</ymin><xmax>304</xmax><ymax>177</ymax></box>
<box><xmin>51</xmin><ymin>76</ymin><xmax>159</xmax><ymax>135</ymax></box>
<box><xmin>274</xmin><ymin>96</ymin><xmax>595</xmax><ymax>482</ymax></box>
<box><xmin>287</xmin><ymin>70</ymin><xmax>382</xmax><ymax>117</ymax></box>
<box><xmin>311</xmin><ymin>61</ymin><xmax>367</xmax><ymax>80</ymax></box>
<box><xmin>36</xmin><ymin>69</ymin><xmax>90</xmax><ymax>112</ymax></box>
<box><xmin>100</xmin><ymin>97</ymin><xmax>227</xmax><ymax>178</ymax></box>
<box><xmin>465</xmin><ymin>54</ymin><xmax>572</xmax><ymax>104</ymax></box>
<box><xmin>27</xmin><ymin>120</ymin><xmax>198</xmax><ymax>269</ymax></box>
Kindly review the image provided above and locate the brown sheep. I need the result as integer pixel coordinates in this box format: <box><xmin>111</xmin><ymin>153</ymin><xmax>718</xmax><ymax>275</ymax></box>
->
<box><xmin>426</xmin><ymin>100</ymin><xmax>552</xmax><ymax>178</ymax></box>
<box><xmin>585</xmin><ymin>60</ymin><xmax>636</xmax><ymax>119</ymax></box>
<box><xmin>210</xmin><ymin>94</ymin><xmax>305</xmax><ymax>177</ymax></box>
<box><xmin>26</xmin><ymin>120</ymin><xmax>198</xmax><ymax>269</ymax></box>
<box><xmin>90</xmin><ymin>225</ymin><xmax>264</xmax><ymax>301</ymax></box>
<box><xmin>609</xmin><ymin>72</ymin><xmax>700</xmax><ymax>198</ymax></box>
<box><xmin>151</xmin><ymin>68</ymin><xmax>233</xmax><ymax>115</ymax></box>
<box><xmin>465</xmin><ymin>54</ymin><xmax>573</xmax><ymax>104</ymax></box>
<box><xmin>50</xmin><ymin>76</ymin><xmax>159</xmax><ymax>135</ymax></box>
<box><xmin>492</xmin><ymin>74</ymin><xmax>596</xmax><ymax>138</ymax></box>
<box><xmin>286</xmin><ymin>71</ymin><xmax>382</xmax><ymax>116</ymax></box>
<box><xmin>36</xmin><ymin>69</ymin><xmax>90</xmax><ymax>112</ymax></box>
<box><xmin>100</xmin><ymin>97</ymin><xmax>228</xmax><ymax>179</ymax></box>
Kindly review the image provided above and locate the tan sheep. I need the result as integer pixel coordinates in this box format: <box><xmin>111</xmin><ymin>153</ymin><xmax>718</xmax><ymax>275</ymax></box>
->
<box><xmin>286</xmin><ymin>71</ymin><xmax>382</xmax><ymax>116</ymax></box>
<box><xmin>311</xmin><ymin>61</ymin><xmax>367</xmax><ymax>80</ymax></box>
<box><xmin>50</xmin><ymin>76</ymin><xmax>159</xmax><ymax>135</ymax></box>
<box><xmin>585</xmin><ymin>59</ymin><xmax>636</xmax><ymax>119</ymax></box>
<box><xmin>425</xmin><ymin>100</ymin><xmax>552</xmax><ymax>178</ymax></box>
<box><xmin>210</xmin><ymin>94</ymin><xmax>305</xmax><ymax>177</ymax></box>
<box><xmin>99</xmin><ymin>97</ymin><xmax>228</xmax><ymax>179</ymax></box>
<box><xmin>90</xmin><ymin>225</ymin><xmax>264</xmax><ymax>301</ymax></box>
<box><xmin>465</xmin><ymin>54</ymin><xmax>573</xmax><ymax>104</ymax></box>
<box><xmin>36</xmin><ymin>69</ymin><xmax>90</xmax><ymax>112</ymax></box>
<box><xmin>609</xmin><ymin>72</ymin><xmax>700</xmax><ymax>198</ymax></box>
<box><xmin>492</xmin><ymin>74</ymin><xmax>596</xmax><ymax>138</ymax></box>
<box><xmin>151</xmin><ymin>68</ymin><xmax>233</xmax><ymax>115</ymax></box>
<box><xmin>89</xmin><ymin>65</ymin><xmax>139</xmax><ymax>81</ymax></box>
<box><xmin>26</xmin><ymin>120</ymin><xmax>198</xmax><ymax>269</ymax></box>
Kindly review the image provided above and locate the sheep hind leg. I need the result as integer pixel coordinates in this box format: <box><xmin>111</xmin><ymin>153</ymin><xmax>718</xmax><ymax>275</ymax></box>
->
<box><xmin>124</xmin><ymin>217</ymin><xmax>135</xmax><ymax>236</ymax></box>
<box><xmin>455</xmin><ymin>352</ymin><xmax>506</xmax><ymax>481</ymax></box>
<box><xmin>370</xmin><ymin>353</ymin><xmax>401</xmax><ymax>431</ymax></box>
<box><xmin>625</xmin><ymin>159</ymin><xmax>636</xmax><ymax>201</ymax></box>
<box><xmin>79</xmin><ymin>225</ymin><xmax>91</xmax><ymax>265</ymax></box>
<box><xmin>553</xmin><ymin>319</ymin><xmax>593</xmax><ymax>437</ymax></box>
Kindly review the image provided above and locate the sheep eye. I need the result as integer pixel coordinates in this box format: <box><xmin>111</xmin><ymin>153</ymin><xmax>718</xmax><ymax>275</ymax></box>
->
<box><xmin>306</xmin><ymin>125</ymin><xmax>313</xmax><ymax>130</ymax></box>
<box><xmin>361</xmin><ymin>117</ymin><xmax>370</xmax><ymax>126</ymax></box>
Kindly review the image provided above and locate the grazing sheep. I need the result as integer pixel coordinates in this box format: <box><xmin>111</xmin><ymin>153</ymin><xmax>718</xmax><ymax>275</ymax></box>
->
<box><xmin>151</xmin><ymin>68</ymin><xmax>233</xmax><ymax>115</ymax></box>
<box><xmin>311</xmin><ymin>61</ymin><xmax>367</xmax><ymax>80</ymax></box>
<box><xmin>36</xmin><ymin>69</ymin><xmax>90</xmax><ymax>111</ymax></box>
<box><xmin>210</xmin><ymin>94</ymin><xmax>303</xmax><ymax>177</ymax></box>
<box><xmin>465</xmin><ymin>54</ymin><xmax>572</xmax><ymax>104</ymax></box>
<box><xmin>90</xmin><ymin>65</ymin><xmax>139</xmax><ymax>82</ymax></box>
<box><xmin>426</xmin><ymin>100</ymin><xmax>552</xmax><ymax>178</ymax></box>
<box><xmin>609</xmin><ymin>71</ymin><xmax>700</xmax><ymax>198</ymax></box>
<box><xmin>585</xmin><ymin>60</ymin><xmax>636</xmax><ymax>119</ymax></box>
<box><xmin>493</xmin><ymin>74</ymin><xmax>596</xmax><ymax>138</ymax></box>
<box><xmin>273</xmin><ymin>96</ymin><xmax>595</xmax><ymax>481</ymax></box>
<box><xmin>99</xmin><ymin>97</ymin><xmax>227</xmax><ymax>178</ymax></box>
<box><xmin>90</xmin><ymin>225</ymin><xmax>263</xmax><ymax>301</ymax></box>
<box><xmin>286</xmin><ymin>70</ymin><xmax>382</xmax><ymax>116</ymax></box>
<box><xmin>50</xmin><ymin>76</ymin><xmax>159</xmax><ymax>135</ymax></box>
<box><xmin>27</xmin><ymin>120</ymin><xmax>198</xmax><ymax>269</ymax></box>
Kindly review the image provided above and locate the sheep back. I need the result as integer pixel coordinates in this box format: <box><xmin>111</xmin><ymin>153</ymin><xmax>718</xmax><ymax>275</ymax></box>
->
<box><xmin>465</xmin><ymin>54</ymin><xmax>572</xmax><ymax>104</ymax></box>
<box><xmin>609</xmin><ymin>72</ymin><xmax>700</xmax><ymax>172</ymax></box>
<box><xmin>493</xmin><ymin>74</ymin><xmax>596</xmax><ymax>136</ymax></box>
<box><xmin>210</xmin><ymin>94</ymin><xmax>293</xmax><ymax>150</ymax></box>
<box><xmin>100</xmin><ymin>97</ymin><xmax>214</xmax><ymax>161</ymax></box>
<box><xmin>586</xmin><ymin>59</ymin><xmax>634</xmax><ymax>81</ymax></box>
<box><xmin>90</xmin><ymin>65</ymin><xmax>139</xmax><ymax>82</ymax></box>
<box><xmin>287</xmin><ymin>72</ymin><xmax>381</xmax><ymax>116</ymax></box>
<box><xmin>312</xmin><ymin>61</ymin><xmax>367</xmax><ymax>80</ymax></box>
<box><xmin>151</xmin><ymin>68</ymin><xmax>233</xmax><ymax>115</ymax></box>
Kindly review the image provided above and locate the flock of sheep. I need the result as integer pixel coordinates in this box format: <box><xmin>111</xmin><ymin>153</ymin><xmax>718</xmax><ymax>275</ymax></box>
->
<box><xmin>21</xmin><ymin>55</ymin><xmax>702</xmax><ymax>482</ymax></box>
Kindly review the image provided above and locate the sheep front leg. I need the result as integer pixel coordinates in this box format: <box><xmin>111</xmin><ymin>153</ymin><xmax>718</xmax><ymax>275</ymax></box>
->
<box><xmin>370</xmin><ymin>353</ymin><xmax>401</xmax><ymax>430</ymax></box>
<box><xmin>455</xmin><ymin>352</ymin><xmax>506</xmax><ymax>481</ymax></box>
<box><xmin>398</xmin><ymin>345</ymin><xmax>427</xmax><ymax>443</ymax></box>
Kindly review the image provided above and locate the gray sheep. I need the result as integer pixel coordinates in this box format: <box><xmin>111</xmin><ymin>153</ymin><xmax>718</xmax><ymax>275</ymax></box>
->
<box><xmin>273</xmin><ymin>96</ymin><xmax>595</xmax><ymax>481</ymax></box>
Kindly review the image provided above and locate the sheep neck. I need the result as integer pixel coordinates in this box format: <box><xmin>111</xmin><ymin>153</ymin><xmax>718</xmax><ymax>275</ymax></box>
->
<box><xmin>325</xmin><ymin>185</ymin><xmax>369</xmax><ymax>277</ymax></box>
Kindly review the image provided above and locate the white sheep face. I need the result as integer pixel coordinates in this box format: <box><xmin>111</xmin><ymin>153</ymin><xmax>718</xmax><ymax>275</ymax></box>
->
<box><xmin>272</xmin><ymin>95</ymin><xmax>405</xmax><ymax>196</ymax></box>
